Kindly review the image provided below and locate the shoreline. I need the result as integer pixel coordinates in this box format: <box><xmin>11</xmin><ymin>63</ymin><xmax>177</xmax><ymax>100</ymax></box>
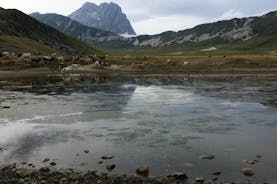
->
<box><xmin>0</xmin><ymin>164</ymin><xmax>268</xmax><ymax>184</ymax></box>
<box><xmin>0</xmin><ymin>68</ymin><xmax>277</xmax><ymax>80</ymax></box>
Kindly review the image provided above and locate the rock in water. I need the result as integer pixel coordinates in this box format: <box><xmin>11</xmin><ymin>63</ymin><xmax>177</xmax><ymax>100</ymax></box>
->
<box><xmin>106</xmin><ymin>164</ymin><xmax>116</xmax><ymax>171</ymax></box>
<box><xmin>245</xmin><ymin>160</ymin><xmax>258</xmax><ymax>164</ymax></box>
<box><xmin>241</xmin><ymin>168</ymin><xmax>255</xmax><ymax>176</ymax></box>
<box><xmin>200</xmin><ymin>154</ymin><xmax>215</xmax><ymax>160</ymax></box>
<box><xmin>101</xmin><ymin>155</ymin><xmax>113</xmax><ymax>160</ymax></box>
<box><xmin>136</xmin><ymin>165</ymin><xmax>149</xmax><ymax>177</ymax></box>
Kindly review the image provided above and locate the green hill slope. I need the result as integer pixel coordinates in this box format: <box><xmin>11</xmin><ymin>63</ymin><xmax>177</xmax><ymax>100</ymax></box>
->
<box><xmin>0</xmin><ymin>7</ymin><xmax>101</xmax><ymax>55</ymax></box>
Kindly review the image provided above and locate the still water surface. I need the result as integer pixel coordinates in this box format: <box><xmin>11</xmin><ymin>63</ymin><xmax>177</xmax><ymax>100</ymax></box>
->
<box><xmin>0</xmin><ymin>76</ymin><xmax>277</xmax><ymax>182</ymax></box>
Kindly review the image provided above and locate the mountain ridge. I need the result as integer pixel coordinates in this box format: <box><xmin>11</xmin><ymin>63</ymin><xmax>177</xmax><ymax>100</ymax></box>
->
<box><xmin>30</xmin><ymin>12</ymin><xmax>125</xmax><ymax>45</ymax></box>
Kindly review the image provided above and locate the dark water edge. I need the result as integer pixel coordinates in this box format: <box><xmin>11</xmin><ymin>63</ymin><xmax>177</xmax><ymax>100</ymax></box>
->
<box><xmin>0</xmin><ymin>74</ymin><xmax>277</xmax><ymax>183</ymax></box>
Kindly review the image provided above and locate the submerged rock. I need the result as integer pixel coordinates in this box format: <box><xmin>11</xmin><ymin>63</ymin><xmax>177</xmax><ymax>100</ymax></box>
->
<box><xmin>241</xmin><ymin>168</ymin><xmax>255</xmax><ymax>176</ymax></box>
<box><xmin>200</xmin><ymin>154</ymin><xmax>215</xmax><ymax>160</ymax></box>
<box><xmin>136</xmin><ymin>165</ymin><xmax>149</xmax><ymax>177</ymax></box>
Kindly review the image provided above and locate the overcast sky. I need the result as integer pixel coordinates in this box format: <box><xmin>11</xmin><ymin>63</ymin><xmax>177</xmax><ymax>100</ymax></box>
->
<box><xmin>1</xmin><ymin>0</ymin><xmax>276</xmax><ymax>35</ymax></box>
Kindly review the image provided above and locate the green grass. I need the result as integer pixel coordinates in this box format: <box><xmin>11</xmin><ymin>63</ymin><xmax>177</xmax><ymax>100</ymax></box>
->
<box><xmin>0</xmin><ymin>35</ymin><xmax>56</xmax><ymax>54</ymax></box>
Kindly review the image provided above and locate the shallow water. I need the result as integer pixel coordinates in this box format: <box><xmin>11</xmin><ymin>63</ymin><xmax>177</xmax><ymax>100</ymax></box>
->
<box><xmin>0</xmin><ymin>76</ymin><xmax>277</xmax><ymax>182</ymax></box>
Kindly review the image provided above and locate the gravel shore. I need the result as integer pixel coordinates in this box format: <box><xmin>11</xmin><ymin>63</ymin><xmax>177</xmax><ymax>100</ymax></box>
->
<box><xmin>0</xmin><ymin>164</ymin><xmax>267</xmax><ymax>184</ymax></box>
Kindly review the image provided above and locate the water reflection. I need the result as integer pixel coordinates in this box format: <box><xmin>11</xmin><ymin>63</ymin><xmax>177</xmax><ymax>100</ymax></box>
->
<box><xmin>0</xmin><ymin>76</ymin><xmax>277</xmax><ymax>182</ymax></box>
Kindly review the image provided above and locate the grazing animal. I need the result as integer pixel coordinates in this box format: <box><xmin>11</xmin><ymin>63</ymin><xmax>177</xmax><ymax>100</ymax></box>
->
<box><xmin>57</xmin><ymin>56</ymin><xmax>64</xmax><ymax>62</ymax></box>
<box><xmin>95</xmin><ymin>61</ymin><xmax>103</xmax><ymax>70</ymax></box>
<box><xmin>1</xmin><ymin>52</ymin><xmax>10</xmax><ymax>57</ymax></box>
<box><xmin>42</xmin><ymin>56</ymin><xmax>53</xmax><ymax>61</ymax></box>
<box><xmin>20</xmin><ymin>53</ymin><xmax>31</xmax><ymax>59</ymax></box>
<box><xmin>61</xmin><ymin>64</ymin><xmax>79</xmax><ymax>74</ymax></box>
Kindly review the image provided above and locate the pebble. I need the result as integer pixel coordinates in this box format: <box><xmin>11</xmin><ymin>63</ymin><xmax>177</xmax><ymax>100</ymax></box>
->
<box><xmin>84</xmin><ymin>150</ymin><xmax>89</xmax><ymax>154</ymax></box>
<box><xmin>101</xmin><ymin>155</ymin><xmax>113</xmax><ymax>160</ymax></box>
<box><xmin>172</xmin><ymin>172</ymin><xmax>188</xmax><ymax>180</ymax></box>
<box><xmin>106</xmin><ymin>164</ymin><xmax>116</xmax><ymax>171</ymax></box>
<box><xmin>136</xmin><ymin>165</ymin><xmax>149</xmax><ymax>177</ymax></box>
<box><xmin>49</xmin><ymin>162</ymin><xmax>56</xmax><ymax>166</ymax></box>
<box><xmin>241</xmin><ymin>168</ymin><xmax>255</xmax><ymax>176</ymax></box>
<box><xmin>200</xmin><ymin>154</ymin><xmax>215</xmax><ymax>160</ymax></box>
<box><xmin>98</xmin><ymin>161</ymin><xmax>103</xmax><ymax>164</ymax></box>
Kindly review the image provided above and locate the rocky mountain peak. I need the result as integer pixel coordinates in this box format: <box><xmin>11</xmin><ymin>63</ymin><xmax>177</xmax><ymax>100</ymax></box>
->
<box><xmin>69</xmin><ymin>2</ymin><xmax>136</xmax><ymax>35</ymax></box>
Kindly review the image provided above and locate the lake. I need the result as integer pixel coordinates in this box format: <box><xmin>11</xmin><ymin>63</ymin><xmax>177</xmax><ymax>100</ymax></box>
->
<box><xmin>0</xmin><ymin>75</ymin><xmax>276</xmax><ymax>183</ymax></box>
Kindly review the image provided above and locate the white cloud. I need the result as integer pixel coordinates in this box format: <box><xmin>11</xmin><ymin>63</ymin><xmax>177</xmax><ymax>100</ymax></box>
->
<box><xmin>133</xmin><ymin>15</ymin><xmax>209</xmax><ymax>35</ymax></box>
<box><xmin>1</xmin><ymin>0</ymin><xmax>276</xmax><ymax>34</ymax></box>
<box><xmin>218</xmin><ymin>9</ymin><xmax>245</xmax><ymax>20</ymax></box>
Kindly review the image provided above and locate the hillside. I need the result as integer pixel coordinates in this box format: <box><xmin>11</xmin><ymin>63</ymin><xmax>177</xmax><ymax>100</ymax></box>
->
<box><xmin>0</xmin><ymin>7</ymin><xmax>101</xmax><ymax>55</ymax></box>
<box><xmin>30</xmin><ymin>12</ymin><xmax>125</xmax><ymax>46</ymax></box>
<box><xmin>94</xmin><ymin>11</ymin><xmax>277</xmax><ymax>55</ymax></box>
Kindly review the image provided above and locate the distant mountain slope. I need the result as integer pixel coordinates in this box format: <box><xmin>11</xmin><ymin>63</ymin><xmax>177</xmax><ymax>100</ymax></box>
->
<box><xmin>130</xmin><ymin>11</ymin><xmax>277</xmax><ymax>47</ymax></box>
<box><xmin>0</xmin><ymin>7</ymin><xmax>101</xmax><ymax>55</ymax></box>
<box><xmin>30</xmin><ymin>12</ymin><xmax>124</xmax><ymax>45</ymax></box>
<box><xmin>69</xmin><ymin>2</ymin><xmax>136</xmax><ymax>35</ymax></box>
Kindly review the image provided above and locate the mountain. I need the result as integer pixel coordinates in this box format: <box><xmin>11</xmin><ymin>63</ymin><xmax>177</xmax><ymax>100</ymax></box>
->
<box><xmin>69</xmin><ymin>2</ymin><xmax>136</xmax><ymax>35</ymax></box>
<box><xmin>30</xmin><ymin>12</ymin><xmax>124</xmax><ymax>45</ymax></box>
<box><xmin>0</xmin><ymin>7</ymin><xmax>101</xmax><ymax>55</ymax></box>
<box><xmin>92</xmin><ymin>11</ymin><xmax>277</xmax><ymax>55</ymax></box>
<box><xmin>129</xmin><ymin>11</ymin><xmax>277</xmax><ymax>47</ymax></box>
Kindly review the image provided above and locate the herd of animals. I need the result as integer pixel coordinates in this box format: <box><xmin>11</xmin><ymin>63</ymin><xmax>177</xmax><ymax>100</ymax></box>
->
<box><xmin>0</xmin><ymin>51</ymin><xmax>106</xmax><ymax>74</ymax></box>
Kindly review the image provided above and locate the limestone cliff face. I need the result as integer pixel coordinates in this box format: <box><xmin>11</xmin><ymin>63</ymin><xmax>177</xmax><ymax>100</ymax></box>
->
<box><xmin>69</xmin><ymin>2</ymin><xmax>136</xmax><ymax>35</ymax></box>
